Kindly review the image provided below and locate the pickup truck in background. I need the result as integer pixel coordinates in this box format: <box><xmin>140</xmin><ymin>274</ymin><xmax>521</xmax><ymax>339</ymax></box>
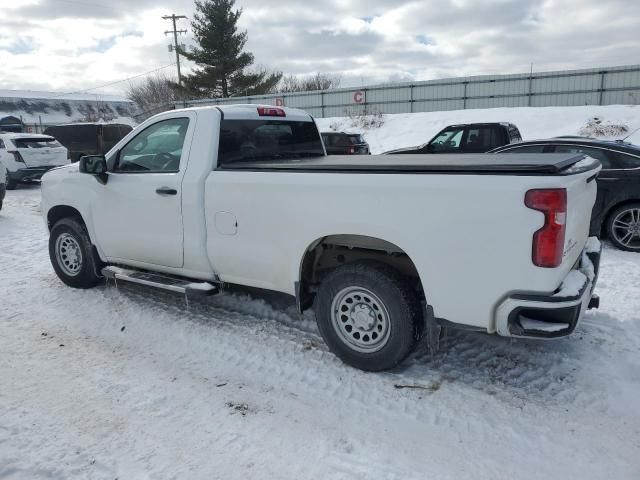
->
<box><xmin>384</xmin><ymin>122</ymin><xmax>522</xmax><ymax>154</ymax></box>
<box><xmin>41</xmin><ymin>105</ymin><xmax>601</xmax><ymax>371</ymax></box>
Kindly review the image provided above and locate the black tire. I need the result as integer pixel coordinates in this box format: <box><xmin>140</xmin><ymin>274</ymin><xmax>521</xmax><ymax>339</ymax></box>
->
<box><xmin>49</xmin><ymin>218</ymin><xmax>103</xmax><ymax>288</ymax></box>
<box><xmin>606</xmin><ymin>202</ymin><xmax>640</xmax><ymax>252</ymax></box>
<box><xmin>315</xmin><ymin>262</ymin><xmax>422</xmax><ymax>371</ymax></box>
<box><xmin>5</xmin><ymin>173</ymin><xmax>17</xmax><ymax>190</ymax></box>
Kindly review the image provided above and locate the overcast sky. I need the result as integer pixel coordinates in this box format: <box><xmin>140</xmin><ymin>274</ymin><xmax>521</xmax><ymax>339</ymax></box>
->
<box><xmin>1</xmin><ymin>0</ymin><xmax>639</xmax><ymax>97</ymax></box>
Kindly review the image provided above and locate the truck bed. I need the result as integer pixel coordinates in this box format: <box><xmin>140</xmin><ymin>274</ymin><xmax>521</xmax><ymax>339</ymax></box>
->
<box><xmin>220</xmin><ymin>153</ymin><xmax>597</xmax><ymax>175</ymax></box>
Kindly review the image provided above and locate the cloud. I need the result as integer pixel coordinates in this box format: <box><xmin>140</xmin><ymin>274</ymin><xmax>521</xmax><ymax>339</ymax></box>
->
<box><xmin>0</xmin><ymin>0</ymin><xmax>639</xmax><ymax>96</ymax></box>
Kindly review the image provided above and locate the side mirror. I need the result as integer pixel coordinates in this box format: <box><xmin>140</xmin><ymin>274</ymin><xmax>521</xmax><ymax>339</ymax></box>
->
<box><xmin>79</xmin><ymin>155</ymin><xmax>108</xmax><ymax>184</ymax></box>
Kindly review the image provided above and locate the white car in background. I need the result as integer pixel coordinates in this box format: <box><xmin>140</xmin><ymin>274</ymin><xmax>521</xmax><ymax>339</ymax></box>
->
<box><xmin>0</xmin><ymin>133</ymin><xmax>69</xmax><ymax>190</ymax></box>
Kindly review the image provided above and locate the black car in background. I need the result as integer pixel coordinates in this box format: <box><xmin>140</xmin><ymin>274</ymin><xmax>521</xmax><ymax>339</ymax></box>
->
<box><xmin>321</xmin><ymin>132</ymin><xmax>370</xmax><ymax>155</ymax></box>
<box><xmin>44</xmin><ymin>123</ymin><xmax>133</xmax><ymax>162</ymax></box>
<box><xmin>384</xmin><ymin>122</ymin><xmax>522</xmax><ymax>154</ymax></box>
<box><xmin>492</xmin><ymin>137</ymin><xmax>640</xmax><ymax>252</ymax></box>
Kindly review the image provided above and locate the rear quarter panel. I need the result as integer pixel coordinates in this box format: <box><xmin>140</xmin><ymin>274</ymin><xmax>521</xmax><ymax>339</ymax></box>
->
<box><xmin>204</xmin><ymin>168</ymin><xmax>598</xmax><ymax>331</ymax></box>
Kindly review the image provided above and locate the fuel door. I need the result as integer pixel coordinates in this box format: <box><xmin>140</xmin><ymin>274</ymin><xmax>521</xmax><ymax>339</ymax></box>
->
<box><xmin>214</xmin><ymin>211</ymin><xmax>238</xmax><ymax>236</ymax></box>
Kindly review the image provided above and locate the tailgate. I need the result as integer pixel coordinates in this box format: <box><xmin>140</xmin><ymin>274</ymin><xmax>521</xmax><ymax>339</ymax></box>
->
<box><xmin>561</xmin><ymin>158</ymin><xmax>600</xmax><ymax>267</ymax></box>
<box><xmin>13</xmin><ymin>137</ymin><xmax>68</xmax><ymax>168</ymax></box>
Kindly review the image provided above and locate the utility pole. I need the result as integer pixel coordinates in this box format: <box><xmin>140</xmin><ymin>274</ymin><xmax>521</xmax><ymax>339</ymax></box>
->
<box><xmin>162</xmin><ymin>14</ymin><xmax>187</xmax><ymax>86</ymax></box>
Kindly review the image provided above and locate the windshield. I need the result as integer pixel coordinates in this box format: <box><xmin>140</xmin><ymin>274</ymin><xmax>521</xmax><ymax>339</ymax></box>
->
<box><xmin>219</xmin><ymin>120</ymin><xmax>324</xmax><ymax>165</ymax></box>
<box><xmin>428</xmin><ymin>128</ymin><xmax>464</xmax><ymax>152</ymax></box>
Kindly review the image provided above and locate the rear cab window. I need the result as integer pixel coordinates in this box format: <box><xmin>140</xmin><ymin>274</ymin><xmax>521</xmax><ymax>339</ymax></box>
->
<box><xmin>508</xmin><ymin>126</ymin><xmax>522</xmax><ymax>143</ymax></box>
<box><xmin>219</xmin><ymin>119</ymin><xmax>324</xmax><ymax>166</ymax></box>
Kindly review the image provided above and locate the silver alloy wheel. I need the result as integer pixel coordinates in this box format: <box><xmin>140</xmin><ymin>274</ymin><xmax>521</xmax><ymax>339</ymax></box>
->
<box><xmin>55</xmin><ymin>233</ymin><xmax>83</xmax><ymax>276</ymax></box>
<box><xmin>331</xmin><ymin>286</ymin><xmax>391</xmax><ymax>353</ymax></box>
<box><xmin>612</xmin><ymin>208</ymin><xmax>640</xmax><ymax>250</ymax></box>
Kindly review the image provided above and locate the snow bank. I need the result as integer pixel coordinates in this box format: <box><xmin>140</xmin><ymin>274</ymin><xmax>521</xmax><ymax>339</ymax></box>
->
<box><xmin>316</xmin><ymin>105</ymin><xmax>640</xmax><ymax>154</ymax></box>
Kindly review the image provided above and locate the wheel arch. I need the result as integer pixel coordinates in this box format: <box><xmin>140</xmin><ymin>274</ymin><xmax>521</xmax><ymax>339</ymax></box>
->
<box><xmin>47</xmin><ymin>204</ymin><xmax>87</xmax><ymax>232</ymax></box>
<box><xmin>296</xmin><ymin>233</ymin><xmax>425</xmax><ymax>313</ymax></box>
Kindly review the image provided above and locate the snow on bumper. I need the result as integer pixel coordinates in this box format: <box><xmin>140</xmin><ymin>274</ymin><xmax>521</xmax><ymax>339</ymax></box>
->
<box><xmin>495</xmin><ymin>237</ymin><xmax>602</xmax><ymax>339</ymax></box>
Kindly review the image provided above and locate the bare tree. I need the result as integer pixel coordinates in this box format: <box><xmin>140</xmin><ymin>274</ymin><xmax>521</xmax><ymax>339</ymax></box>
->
<box><xmin>275</xmin><ymin>72</ymin><xmax>341</xmax><ymax>93</ymax></box>
<box><xmin>127</xmin><ymin>72</ymin><xmax>182</xmax><ymax>120</ymax></box>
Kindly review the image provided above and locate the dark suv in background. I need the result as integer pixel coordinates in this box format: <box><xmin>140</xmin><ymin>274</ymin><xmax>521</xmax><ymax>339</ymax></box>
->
<box><xmin>44</xmin><ymin>123</ymin><xmax>133</xmax><ymax>162</ymax></box>
<box><xmin>321</xmin><ymin>132</ymin><xmax>370</xmax><ymax>155</ymax></box>
<box><xmin>385</xmin><ymin>122</ymin><xmax>522</xmax><ymax>154</ymax></box>
<box><xmin>492</xmin><ymin>137</ymin><xmax>640</xmax><ymax>252</ymax></box>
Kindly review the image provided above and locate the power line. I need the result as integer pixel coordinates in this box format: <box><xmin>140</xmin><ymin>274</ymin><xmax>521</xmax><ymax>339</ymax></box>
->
<box><xmin>162</xmin><ymin>14</ymin><xmax>188</xmax><ymax>87</ymax></box>
<box><xmin>50</xmin><ymin>0</ymin><xmax>122</xmax><ymax>14</ymax></box>
<box><xmin>42</xmin><ymin>63</ymin><xmax>177</xmax><ymax>101</ymax></box>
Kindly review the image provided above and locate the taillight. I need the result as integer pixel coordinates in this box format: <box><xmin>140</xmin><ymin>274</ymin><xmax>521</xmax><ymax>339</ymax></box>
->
<box><xmin>346</xmin><ymin>146</ymin><xmax>355</xmax><ymax>154</ymax></box>
<box><xmin>257</xmin><ymin>106</ymin><xmax>286</xmax><ymax>117</ymax></box>
<box><xmin>525</xmin><ymin>189</ymin><xmax>567</xmax><ymax>268</ymax></box>
<box><xmin>7</xmin><ymin>150</ymin><xmax>25</xmax><ymax>163</ymax></box>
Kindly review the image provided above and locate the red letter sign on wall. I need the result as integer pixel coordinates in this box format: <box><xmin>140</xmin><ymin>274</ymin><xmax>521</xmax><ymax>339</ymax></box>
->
<box><xmin>353</xmin><ymin>90</ymin><xmax>365</xmax><ymax>104</ymax></box>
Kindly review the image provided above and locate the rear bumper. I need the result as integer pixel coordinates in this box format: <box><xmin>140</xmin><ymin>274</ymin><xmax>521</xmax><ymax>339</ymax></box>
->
<box><xmin>495</xmin><ymin>237</ymin><xmax>602</xmax><ymax>339</ymax></box>
<box><xmin>8</xmin><ymin>166</ymin><xmax>61</xmax><ymax>182</ymax></box>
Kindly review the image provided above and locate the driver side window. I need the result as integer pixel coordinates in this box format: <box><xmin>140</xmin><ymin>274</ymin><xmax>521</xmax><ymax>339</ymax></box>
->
<box><xmin>116</xmin><ymin>118</ymin><xmax>189</xmax><ymax>173</ymax></box>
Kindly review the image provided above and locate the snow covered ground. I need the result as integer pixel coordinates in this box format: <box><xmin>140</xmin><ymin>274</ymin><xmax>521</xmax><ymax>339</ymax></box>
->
<box><xmin>316</xmin><ymin>105</ymin><xmax>640</xmax><ymax>153</ymax></box>
<box><xmin>1</xmin><ymin>189</ymin><xmax>640</xmax><ymax>477</ymax></box>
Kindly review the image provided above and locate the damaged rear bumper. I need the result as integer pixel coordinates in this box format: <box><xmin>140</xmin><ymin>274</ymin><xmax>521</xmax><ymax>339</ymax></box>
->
<box><xmin>496</xmin><ymin>237</ymin><xmax>602</xmax><ymax>339</ymax></box>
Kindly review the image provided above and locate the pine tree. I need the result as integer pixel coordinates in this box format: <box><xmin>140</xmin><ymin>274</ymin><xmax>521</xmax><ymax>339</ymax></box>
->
<box><xmin>181</xmin><ymin>0</ymin><xmax>281</xmax><ymax>98</ymax></box>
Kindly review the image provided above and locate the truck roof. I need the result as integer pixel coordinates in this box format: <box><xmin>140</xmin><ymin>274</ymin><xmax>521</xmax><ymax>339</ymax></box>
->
<box><xmin>219</xmin><ymin>153</ymin><xmax>598</xmax><ymax>176</ymax></box>
<box><xmin>176</xmin><ymin>104</ymin><xmax>314</xmax><ymax>122</ymax></box>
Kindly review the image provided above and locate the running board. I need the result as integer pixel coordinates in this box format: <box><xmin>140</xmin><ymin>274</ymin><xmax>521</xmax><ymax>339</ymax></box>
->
<box><xmin>102</xmin><ymin>266</ymin><xmax>219</xmax><ymax>298</ymax></box>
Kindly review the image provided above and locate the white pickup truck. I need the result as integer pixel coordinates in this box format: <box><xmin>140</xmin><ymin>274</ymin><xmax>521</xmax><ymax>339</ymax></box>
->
<box><xmin>41</xmin><ymin>105</ymin><xmax>602</xmax><ymax>371</ymax></box>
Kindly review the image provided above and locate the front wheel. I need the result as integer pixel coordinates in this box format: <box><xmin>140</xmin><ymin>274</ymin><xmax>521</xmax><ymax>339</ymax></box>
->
<box><xmin>315</xmin><ymin>263</ymin><xmax>422</xmax><ymax>371</ymax></box>
<box><xmin>606</xmin><ymin>203</ymin><xmax>640</xmax><ymax>252</ymax></box>
<box><xmin>49</xmin><ymin>218</ymin><xmax>102</xmax><ymax>288</ymax></box>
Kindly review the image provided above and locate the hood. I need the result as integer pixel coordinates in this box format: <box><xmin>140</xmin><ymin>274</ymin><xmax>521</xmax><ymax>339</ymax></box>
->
<box><xmin>41</xmin><ymin>162</ymin><xmax>79</xmax><ymax>183</ymax></box>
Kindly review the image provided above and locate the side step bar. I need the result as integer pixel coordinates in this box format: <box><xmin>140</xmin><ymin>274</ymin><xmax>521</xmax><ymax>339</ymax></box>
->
<box><xmin>102</xmin><ymin>266</ymin><xmax>219</xmax><ymax>298</ymax></box>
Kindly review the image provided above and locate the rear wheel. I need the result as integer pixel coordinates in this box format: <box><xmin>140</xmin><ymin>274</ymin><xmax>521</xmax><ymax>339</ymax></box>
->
<box><xmin>315</xmin><ymin>263</ymin><xmax>422</xmax><ymax>371</ymax></box>
<box><xmin>606</xmin><ymin>203</ymin><xmax>640</xmax><ymax>252</ymax></box>
<box><xmin>49</xmin><ymin>218</ymin><xmax>103</xmax><ymax>288</ymax></box>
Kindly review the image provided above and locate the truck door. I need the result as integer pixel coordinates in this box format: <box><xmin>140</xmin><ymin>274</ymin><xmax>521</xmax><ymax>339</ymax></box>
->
<box><xmin>92</xmin><ymin>114</ymin><xmax>195</xmax><ymax>268</ymax></box>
